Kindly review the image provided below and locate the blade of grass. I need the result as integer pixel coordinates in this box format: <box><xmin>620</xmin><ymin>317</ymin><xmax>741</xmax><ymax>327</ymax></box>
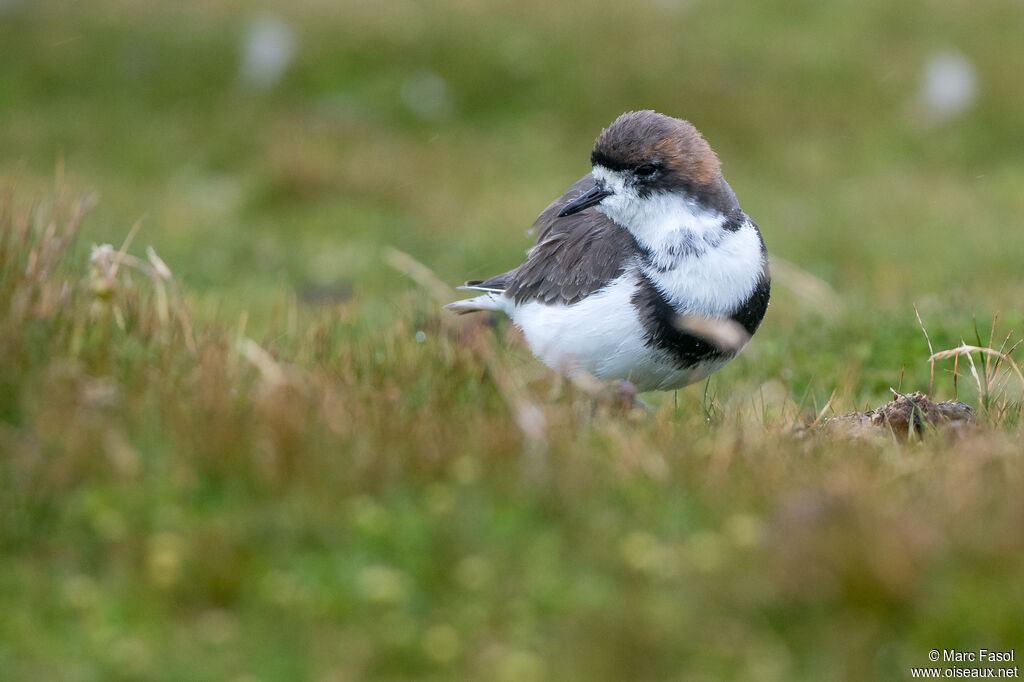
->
<box><xmin>914</xmin><ymin>304</ymin><xmax>935</xmax><ymax>398</ymax></box>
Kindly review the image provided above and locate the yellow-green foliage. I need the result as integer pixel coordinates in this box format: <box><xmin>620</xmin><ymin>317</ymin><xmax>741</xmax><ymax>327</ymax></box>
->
<box><xmin>2</xmin><ymin>1</ymin><xmax>1024</xmax><ymax>680</ymax></box>
<box><xmin>2</xmin><ymin>187</ymin><xmax>1023</xmax><ymax>681</ymax></box>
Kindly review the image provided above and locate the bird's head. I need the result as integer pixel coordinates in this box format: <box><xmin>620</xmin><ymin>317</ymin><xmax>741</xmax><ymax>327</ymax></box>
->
<box><xmin>558</xmin><ymin>110</ymin><xmax>735</xmax><ymax>228</ymax></box>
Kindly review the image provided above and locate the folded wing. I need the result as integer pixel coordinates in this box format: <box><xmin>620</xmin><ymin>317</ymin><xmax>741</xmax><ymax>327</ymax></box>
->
<box><xmin>455</xmin><ymin>175</ymin><xmax>637</xmax><ymax>309</ymax></box>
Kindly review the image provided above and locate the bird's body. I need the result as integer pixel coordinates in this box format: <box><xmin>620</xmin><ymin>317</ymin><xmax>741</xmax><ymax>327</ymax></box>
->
<box><xmin>446</xmin><ymin>111</ymin><xmax>770</xmax><ymax>392</ymax></box>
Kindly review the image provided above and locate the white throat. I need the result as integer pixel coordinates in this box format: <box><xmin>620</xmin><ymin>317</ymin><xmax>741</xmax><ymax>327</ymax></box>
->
<box><xmin>591</xmin><ymin>166</ymin><xmax>725</xmax><ymax>258</ymax></box>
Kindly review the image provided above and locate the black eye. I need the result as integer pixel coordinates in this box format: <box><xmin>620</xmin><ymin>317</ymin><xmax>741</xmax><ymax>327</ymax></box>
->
<box><xmin>635</xmin><ymin>163</ymin><xmax>658</xmax><ymax>177</ymax></box>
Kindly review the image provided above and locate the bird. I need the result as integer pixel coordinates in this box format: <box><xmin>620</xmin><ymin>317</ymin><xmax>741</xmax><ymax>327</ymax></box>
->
<box><xmin>445</xmin><ymin>110</ymin><xmax>770</xmax><ymax>392</ymax></box>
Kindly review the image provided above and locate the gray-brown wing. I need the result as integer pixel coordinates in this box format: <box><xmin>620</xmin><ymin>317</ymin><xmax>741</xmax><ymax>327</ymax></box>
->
<box><xmin>505</xmin><ymin>175</ymin><xmax>638</xmax><ymax>305</ymax></box>
<box><xmin>530</xmin><ymin>175</ymin><xmax>597</xmax><ymax>243</ymax></box>
<box><xmin>465</xmin><ymin>175</ymin><xmax>637</xmax><ymax>306</ymax></box>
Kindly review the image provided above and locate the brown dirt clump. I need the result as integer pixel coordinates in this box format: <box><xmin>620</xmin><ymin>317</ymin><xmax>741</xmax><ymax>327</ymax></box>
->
<box><xmin>825</xmin><ymin>391</ymin><xmax>975</xmax><ymax>438</ymax></box>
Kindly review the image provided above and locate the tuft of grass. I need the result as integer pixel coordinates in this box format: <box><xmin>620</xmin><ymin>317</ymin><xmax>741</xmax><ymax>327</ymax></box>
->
<box><xmin>928</xmin><ymin>337</ymin><xmax>1024</xmax><ymax>425</ymax></box>
<box><xmin>2</xmin><ymin>186</ymin><xmax>1023</xmax><ymax>681</ymax></box>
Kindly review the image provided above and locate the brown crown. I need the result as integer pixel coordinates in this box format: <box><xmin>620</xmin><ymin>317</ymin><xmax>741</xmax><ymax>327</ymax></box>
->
<box><xmin>591</xmin><ymin>110</ymin><xmax>722</xmax><ymax>186</ymax></box>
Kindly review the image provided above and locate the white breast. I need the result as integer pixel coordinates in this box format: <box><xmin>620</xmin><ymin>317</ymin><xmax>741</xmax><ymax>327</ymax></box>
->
<box><xmin>507</xmin><ymin>273</ymin><xmax>709</xmax><ymax>391</ymax></box>
<box><xmin>591</xmin><ymin>167</ymin><xmax>765</xmax><ymax>318</ymax></box>
<box><xmin>643</xmin><ymin>219</ymin><xmax>766</xmax><ymax>318</ymax></box>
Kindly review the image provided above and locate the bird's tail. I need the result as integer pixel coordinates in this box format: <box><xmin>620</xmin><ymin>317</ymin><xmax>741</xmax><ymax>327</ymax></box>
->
<box><xmin>444</xmin><ymin>286</ymin><xmax>507</xmax><ymax>315</ymax></box>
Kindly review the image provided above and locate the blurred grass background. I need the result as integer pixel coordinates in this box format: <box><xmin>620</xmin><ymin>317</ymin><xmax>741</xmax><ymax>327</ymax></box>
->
<box><xmin>1</xmin><ymin>0</ymin><xmax>1023</xmax><ymax>680</ymax></box>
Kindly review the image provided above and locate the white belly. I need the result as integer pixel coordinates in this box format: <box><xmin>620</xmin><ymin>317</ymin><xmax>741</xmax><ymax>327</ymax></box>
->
<box><xmin>508</xmin><ymin>274</ymin><xmax>716</xmax><ymax>391</ymax></box>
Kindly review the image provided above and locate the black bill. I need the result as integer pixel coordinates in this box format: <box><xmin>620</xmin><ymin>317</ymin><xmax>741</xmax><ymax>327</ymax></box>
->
<box><xmin>557</xmin><ymin>182</ymin><xmax>613</xmax><ymax>217</ymax></box>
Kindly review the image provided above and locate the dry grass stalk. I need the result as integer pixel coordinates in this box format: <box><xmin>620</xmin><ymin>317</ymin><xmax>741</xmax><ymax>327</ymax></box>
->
<box><xmin>768</xmin><ymin>253</ymin><xmax>842</xmax><ymax>316</ymax></box>
<box><xmin>383</xmin><ymin>246</ymin><xmax>454</xmax><ymax>304</ymax></box>
<box><xmin>930</xmin><ymin>342</ymin><xmax>1024</xmax><ymax>419</ymax></box>
<box><xmin>914</xmin><ymin>305</ymin><xmax>935</xmax><ymax>398</ymax></box>
<box><xmin>87</xmin><ymin>230</ymin><xmax>197</xmax><ymax>353</ymax></box>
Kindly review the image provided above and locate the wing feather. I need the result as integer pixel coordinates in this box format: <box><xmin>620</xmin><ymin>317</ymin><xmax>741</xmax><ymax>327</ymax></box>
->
<box><xmin>507</xmin><ymin>175</ymin><xmax>637</xmax><ymax>305</ymax></box>
<box><xmin>454</xmin><ymin>174</ymin><xmax>638</xmax><ymax>308</ymax></box>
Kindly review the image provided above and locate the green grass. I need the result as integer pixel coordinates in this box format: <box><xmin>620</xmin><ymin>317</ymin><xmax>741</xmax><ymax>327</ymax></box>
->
<box><xmin>2</xmin><ymin>1</ymin><xmax>1024</xmax><ymax>680</ymax></box>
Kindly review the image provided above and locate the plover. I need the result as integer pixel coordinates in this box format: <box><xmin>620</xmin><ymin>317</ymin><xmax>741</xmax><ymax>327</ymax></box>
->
<box><xmin>446</xmin><ymin>111</ymin><xmax>770</xmax><ymax>392</ymax></box>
